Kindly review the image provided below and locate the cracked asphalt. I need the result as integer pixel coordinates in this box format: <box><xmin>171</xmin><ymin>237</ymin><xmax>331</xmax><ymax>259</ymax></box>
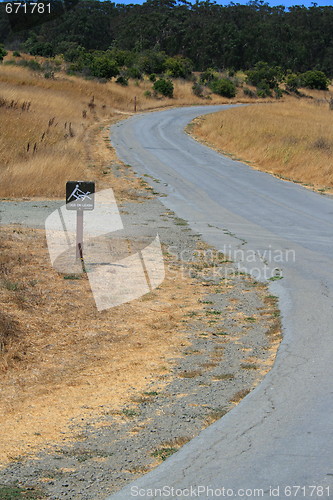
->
<box><xmin>107</xmin><ymin>105</ymin><xmax>333</xmax><ymax>499</ymax></box>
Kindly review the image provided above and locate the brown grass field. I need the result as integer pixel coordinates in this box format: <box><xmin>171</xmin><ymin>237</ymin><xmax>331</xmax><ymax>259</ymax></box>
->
<box><xmin>190</xmin><ymin>90</ymin><xmax>333</xmax><ymax>193</ymax></box>
<box><xmin>0</xmin><ymin>224</ymin><xmax>205</xmax><ymax>462</ymax></box>
<box><xmin>0</xmin><ymin>54</ymin><xmax>259</xmax><ymax>199</ymax></box>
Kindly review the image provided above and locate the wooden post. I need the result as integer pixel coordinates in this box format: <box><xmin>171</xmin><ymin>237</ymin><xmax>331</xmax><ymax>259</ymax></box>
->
<box><xmin>329</xmin><ymin>97</ymin><xmax>333</xmax><ymax>111</ymax></box>
<box><xmin>134</xmin><ymin>96</ymin><xmax>137</xmax><ymax>113</ymax></box>
<box><xmin>76</xmin><ymin>210</ymin><xmax>83</xmax><ymax>260</ymax></box>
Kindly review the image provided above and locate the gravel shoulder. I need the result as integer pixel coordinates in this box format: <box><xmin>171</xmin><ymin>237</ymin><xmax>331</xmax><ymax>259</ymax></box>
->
<box><xmin>0</xmin><ymin>191</ymin><xmax>280</xmax><ymax>499</ymax></box>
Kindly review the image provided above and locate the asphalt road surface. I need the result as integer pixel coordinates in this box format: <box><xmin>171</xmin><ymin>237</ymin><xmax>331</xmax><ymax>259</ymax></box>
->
<box><xmin>107</xmin><ymin>105</ymin><xmax>333</xmax><ymax>500</ymax></box>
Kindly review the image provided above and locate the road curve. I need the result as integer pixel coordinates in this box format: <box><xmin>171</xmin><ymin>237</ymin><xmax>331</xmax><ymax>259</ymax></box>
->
<box><xmin>107</xmin><ymin>105</ymin><xmax>333</xmax><ymax>499</ymax></box>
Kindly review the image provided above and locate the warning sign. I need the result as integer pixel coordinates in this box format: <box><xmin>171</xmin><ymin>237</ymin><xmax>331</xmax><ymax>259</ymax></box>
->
<box><xmin>66</xmin><ymin>181</ymin><xmax>95</xmax><ymax>211</ymax></box>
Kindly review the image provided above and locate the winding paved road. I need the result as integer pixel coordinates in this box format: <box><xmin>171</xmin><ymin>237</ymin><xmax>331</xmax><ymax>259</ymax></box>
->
<box><xmin>107</xmin><ymin>105</ymin><xmax>333</xmax><ymax>499</ymax></box>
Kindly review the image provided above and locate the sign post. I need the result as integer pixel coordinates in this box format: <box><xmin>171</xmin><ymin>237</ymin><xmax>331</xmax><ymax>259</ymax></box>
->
<box><xmin>66</xmin><ymin>181</ymin><xmax>95</xmax><ymax>266</ymax></box>
<box><xmin>76</xmin><ymin>209</ymin><xmax>84</xmax><ymax>260</ymax></box>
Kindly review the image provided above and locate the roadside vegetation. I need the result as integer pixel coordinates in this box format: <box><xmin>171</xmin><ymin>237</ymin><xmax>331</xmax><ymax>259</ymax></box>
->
<box><xmin>1</xmin><ymin>49</ymin><xmax>332</xmax><ymax>198</ymax></box>
<box><xmin>0</xmin><ymin>52</ymin><xmax>263</xmax><ymax>199</ymax></box>
<box><xmin>190</xmin><ymin>93</ymin><xmax>333</xmax><ymax>193</ymax></box>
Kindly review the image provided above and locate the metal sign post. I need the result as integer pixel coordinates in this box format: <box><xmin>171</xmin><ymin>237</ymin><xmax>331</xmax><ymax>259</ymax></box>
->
<box><xmin>76</xmin><ymin>210</ymin><xmax>84</xmax><ymax>260</ymax></box>
<box><xmin>66</xmin><ymin>181</ymin><xmax>95</xmax><ymax>267</ymax></box>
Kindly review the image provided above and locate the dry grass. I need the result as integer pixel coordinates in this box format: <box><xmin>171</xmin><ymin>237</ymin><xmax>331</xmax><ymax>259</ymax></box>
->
<box><xmin>230</xmin><ymin>388</ymin><xmax>251</xmax><ymax>404</ymax></box>
<box><xmin>204</xmin><ymin>406</ymin><xmax>229</xmax><ymax>425</ymax></box>
<box><xmin>190</xmin><ymin>91</ymin><xmax>333</xmax><ymax>192</ymax></box>
<box><xmin>0</xmin><ymin>61</ymin><xmax>282</xmax><ymax>464</ymax></box>
<box><xmin>0</xmin><ymin>56</ymin><xmax>252</xmax><ymax>199</ymax></box>
<box><xmin>0</xmin><ymin>223</ymin><xmax>282</xmax><ymax>464</ymax></box>
<box><xmin>151</xmin><ymin>436</ymin><xmax>191</xmax><ymax>462</ymax></box>
<box><xmin>0</xmin><ymin>225</ymin><xmax>206</xmax><ymax>463</ymax></box>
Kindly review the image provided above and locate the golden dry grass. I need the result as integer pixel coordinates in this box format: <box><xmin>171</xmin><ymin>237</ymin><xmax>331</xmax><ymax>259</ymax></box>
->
<box><xmin>0</xmin><ymin>56</ymin><xmax>251</xmax><ymax>199</ymax></box>
<box><xmin>190</xmin><ymin>92</ymin><xmax>333</xmax><ymax>192</ymax></box>
<box><xmin>0</xmin><ymin>225</ymin><xmax>206</xmax><ymax>463</ymax></box>
<box><xmin>0</xmin><ymin>224</ymin><xmax>281</xmax><ymax>464</ymax></box>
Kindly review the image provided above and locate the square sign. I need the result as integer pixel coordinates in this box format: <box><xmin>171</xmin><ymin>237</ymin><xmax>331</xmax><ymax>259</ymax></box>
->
<box><xmin>66</xmin><ymin>181</ymin><xmax>95</xmax><ymax>211</ymax></box>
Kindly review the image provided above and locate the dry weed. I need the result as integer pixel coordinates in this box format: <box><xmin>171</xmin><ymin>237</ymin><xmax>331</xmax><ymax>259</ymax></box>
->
<box><xmin>191</xmin><ymin>93</ymin><xmax>333</xmax><ymax>191</ymax></box>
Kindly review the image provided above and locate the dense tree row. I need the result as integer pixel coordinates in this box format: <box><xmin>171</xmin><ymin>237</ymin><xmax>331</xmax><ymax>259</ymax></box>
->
<box><xmin>1</xmin><ymin>0</ymin><xmax>333</xmax><ymax>75</ymax></box>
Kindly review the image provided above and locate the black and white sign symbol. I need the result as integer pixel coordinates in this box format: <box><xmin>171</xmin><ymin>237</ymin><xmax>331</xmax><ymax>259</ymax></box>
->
<box><xmin>66</xmin><ymin>181</ymin><xmax>95</xmax><ymax>211</ymax></box>
<box><xmin>45</xmin><ymin>188</ymin><xmax>165</xmax><ymax>311</ymax></box>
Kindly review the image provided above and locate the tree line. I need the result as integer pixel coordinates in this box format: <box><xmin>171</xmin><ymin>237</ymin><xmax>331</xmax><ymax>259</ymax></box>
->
<box><xmin>0</xmin><ymin>0</ymin><xmax>333</xmax><ymax>76</ymax></box>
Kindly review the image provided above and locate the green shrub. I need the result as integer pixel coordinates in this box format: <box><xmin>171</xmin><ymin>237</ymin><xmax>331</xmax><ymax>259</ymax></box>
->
<box><xmin>44</xmin><ymin>71</ymin><xmax>54</xmax><ymax>79</ymax></box>
<box><xmin>126</xmin><ymin>66</ymin><xmax>142</xmax><ymax>80</ymax></box>
<box><xmin>137</xmin><ymin>50</ymin><xmax>166</xmax><ymax>75</ymax></box>
<box><xmin>200</xmin><ymin>68</ymin><xmax>218</xmax><ymax>84</ymax></box>
<box><xmin>90</xmin><ymin>55</ymin><xmax>119</xmax><ymax>79</ymax></box>
<box><xmin>285</xmin><ymin>72</ymin><xmax>301</xmax><ymax>92</ymax></box>
<box><xmin>116</xmin><ymin>75</ymin><xmax>128</xmax><ymax>86</ymax></box>
<box><xmin>107</xmin><ymin>48</ymin><xmax>136</xmax><ymax>67</ymax></box>
<box><xmin>209</xmin><ymin>78</ymin><xmax>236</xmax><ymax>98</ymax></box>
<box><xmin>0</xmin><ymin>44</ymin><xmax>7</xmax><ymax>62</ymax></box>
<box><xmin>17</xmin><ymin>59</ymin><xmax>42</xmax><ymax>71</ymax></box>
<box><xmin>13</xmin><ymin>51</ymin><xmax>21</xmax><ymax>57</ymax></box>
<box><xmin>300</xmin><ymin>70</ymin><xmax>329</xmax><ymax>90</ymax></box>
<box><xmin>59</xmin><ymin>43</ymin><xmax>85</xmax><ymax>63</ymax></box>
<box><xmin>24</xmin><ymin>39</ymin><xmax>54</xmax><ymax>57</ymax></box>
<box><xmin>153</xmin><ymin>78</ymin><xmax>174</xmax><ymax>97</ymax></box>
<box><xmin>163</xmin><ymin>56</ymin><xmax>193</xmax><ymax>79</ymax></box>
<box><xmin>274</xmin><ymin>87</ymin><xmax>283</xmax><ymax>99</ymax></box>
<box><xmin>246</xmin><ymin>61</ymin><xmax>283</xmax><ymax>89</ymax></box>
<box><xmin>149</xmin><ymin>73</ymin><xmax>157</xmax><ymax>82</ymax></box>
<box><xmin>144</xmin><ymin>90</ymin><xmax>152</xmax><ymax>98</ymax></box>
<box><xmin>256</xmin><ymin>82</ymin><xmax>272</xmax><ymax>98</ymax></box>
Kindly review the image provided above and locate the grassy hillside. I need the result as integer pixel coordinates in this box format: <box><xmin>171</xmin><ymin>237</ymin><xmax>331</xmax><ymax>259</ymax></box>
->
<box><xmin>190</xmin><ymin>92</ymin><xmax>333</xmax><ymax>193</ymax></box>
<box><xmin>0</xmin><ymin>54</ymin><xmax>258</xmax><ymax>199</ymax></box>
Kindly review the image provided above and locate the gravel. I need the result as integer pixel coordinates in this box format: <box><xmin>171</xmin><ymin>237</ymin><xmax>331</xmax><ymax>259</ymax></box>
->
<box><xmin>0</xmin><ymin>195</ymin><xmax>277</xmax><ymax>499</ymax></box>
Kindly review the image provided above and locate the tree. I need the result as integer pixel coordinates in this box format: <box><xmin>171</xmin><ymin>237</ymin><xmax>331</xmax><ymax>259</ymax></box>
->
<box><xmin>0</xmin><ymin>44</ymin><xmax>7</xmax><ymax>62</ymax></box>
